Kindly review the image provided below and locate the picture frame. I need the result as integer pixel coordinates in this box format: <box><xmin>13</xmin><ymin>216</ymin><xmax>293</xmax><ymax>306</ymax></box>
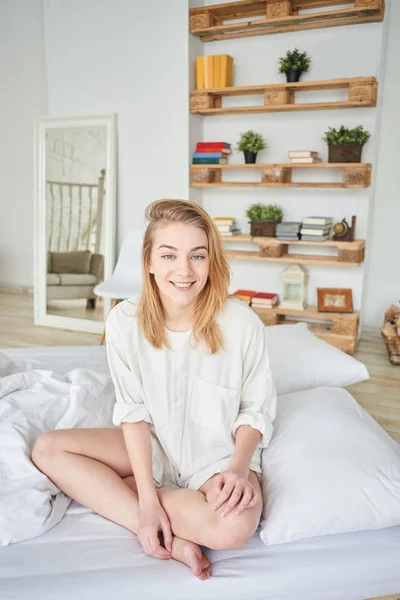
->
<box><xmin>317</xmin><ymin>288</ymin><xmax>353</xmax><ymax>313</ymax></box>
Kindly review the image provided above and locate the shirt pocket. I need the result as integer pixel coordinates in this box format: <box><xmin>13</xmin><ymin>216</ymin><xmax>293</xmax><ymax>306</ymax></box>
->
<box><xmin>190</xmin><ymin>376</ymin><xmax>239</xmax><ymax>434</ymax></box>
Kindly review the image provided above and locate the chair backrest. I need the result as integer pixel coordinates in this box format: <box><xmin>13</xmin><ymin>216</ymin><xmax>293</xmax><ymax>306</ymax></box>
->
<box><xmin>112</xmin><ymin>228</ymin><xmax>145</xmax><ymax>283</ymax></box>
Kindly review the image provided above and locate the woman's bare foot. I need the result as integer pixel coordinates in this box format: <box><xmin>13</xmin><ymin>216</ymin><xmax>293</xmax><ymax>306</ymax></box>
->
<box><xmin>171</xmin><ymin>536</ymin><xmax>211</xmax><ymax>581</ymax></box>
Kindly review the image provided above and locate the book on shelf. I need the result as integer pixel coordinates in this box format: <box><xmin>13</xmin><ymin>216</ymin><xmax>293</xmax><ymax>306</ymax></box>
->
<box><xmin>195</xmin><ymin>147</ymin><xmax>231</xmax><ymax>154</ymax></box>
<box><xmin>233</xmin><ymin>289</ymin><xmax>257</xmax><ymax>303</ymax></box>
<box><xmin>300</xmin><ymin>227</ymin><xmax>331</xmax><ymax>236</ymax></box>
<box><xmin>192</xmin><ymin>158</ymin><xmax>227</xmax><ymax>164</ymax></box>
<box><xmin>197</xmin><ymin>142</ymin><xmax>231</xmax><ymax>150</ymax></box>
<box><xmin>300</xmin><ymin>223</ymin><xmax>332</xmax><ymax>230</ymax></box>
<box><xmin>252</xmin><ymin>301</ymin><xmax>278</xmax><ymax>309</ymax></box>
<box><xmin>276</xmin><ymin>221</ymin><xmax>302</xmax><ymax>233</ymax></box>
<box><xmin>290</xmin><ymin>157</ymin><xmax>321</xmax><ymax>164</ymax></box>
<box><xmin>300</xmin><ymin>234</ymin><xmax>330</xmax><ymax>242</ymax></box>
<box><xmin>216</xmin><ymin>224</ymin><xmax>234</xmax><ymax>232</ymax></box>
<box><xmin>252</xmin><ymin>292</ymin><xmax>278</xmax><ymax>302</ymax></box>
<box><xmin>196</xmin><ymin>57</ymin><xmax>204</xmax><ymax>90</ymax></box>
<box><xmin>288</xmin><ymin>151</ymin><xmax>319</xmax><ymax>158</ymax></box>
<box><xmin>277</xmin><ymin>234</ymin><xmax>301</xmax><ymax>240</ymax></box>
<box><xmin>204</xmin><ymin>55</ymin><xmax>214</xmax><ymax>89</ymax></box>
<box><xmin>213</xmin><ymin>217</ymin><xmax>234</xmax><ymax>223</ymax></box>
<box><xmin>303</xmin><ymin>216</ymin><xmax>332</xmax><ymax>226</ymax></box>
<box><xmin>197</xmin><ymin>55</ymin><xmax>233</xmax><ymax>89</ymax></box>
<box><xmin>220</xmin><ymin>228</ymin><xmax>241</xmax><ymax>236</ymax></box>
<box><xmin>192</xmin><ymin>152</ymin><xmax>228</xmax><ymax>159</ymax></box>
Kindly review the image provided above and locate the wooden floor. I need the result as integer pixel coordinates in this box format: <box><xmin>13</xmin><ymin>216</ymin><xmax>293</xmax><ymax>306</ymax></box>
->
<box><xmin>1</xmin><ymin>291</ymin><xmax>399</xmax><ymax>442</ymax></box>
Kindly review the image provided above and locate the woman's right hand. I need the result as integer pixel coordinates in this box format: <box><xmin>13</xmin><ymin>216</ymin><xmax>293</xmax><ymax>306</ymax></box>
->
<box><xmin>138</xmin><ymin>500</ymin><xmax>173</xmax><ymax>560</ymax></box>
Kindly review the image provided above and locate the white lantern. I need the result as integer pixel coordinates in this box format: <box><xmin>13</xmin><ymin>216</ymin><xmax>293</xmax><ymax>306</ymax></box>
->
<box><xmin>280</xmin><ymin>264</ymin><xmax>308</xmax><ymax>310</ymax></box>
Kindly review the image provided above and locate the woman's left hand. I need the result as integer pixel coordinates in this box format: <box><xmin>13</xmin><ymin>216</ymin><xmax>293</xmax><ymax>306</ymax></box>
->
<box><xmin>211</xmin><ymin>468</ymin><xmax>260</xmax><ymax>517</ymax></box>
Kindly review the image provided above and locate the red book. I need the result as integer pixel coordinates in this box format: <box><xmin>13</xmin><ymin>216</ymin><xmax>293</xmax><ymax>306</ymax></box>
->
<box><xmin>196</xmin><ymin>147</ymin><xmax>231</xmax><ymax>154</ymax></box>
<box><xmin>197</xmin><ymin>142</ymin><xmax>231</xmax><ymax>150</ymax></box>
<box><xmin>252</xmin><ymin>292</ymin><xmax>277</xmax><ymax>300</ymax></box>
<box><xmin>233</xmin><ymin>289</ymin><xmax>257</xmax><ymax>300</ymax></box>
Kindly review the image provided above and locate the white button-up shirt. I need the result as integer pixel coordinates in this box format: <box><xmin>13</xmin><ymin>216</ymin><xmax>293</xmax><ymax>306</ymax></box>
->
<box><xmin>105</xmin><ymin>296</ymin><xmax>276</xmax><ymax>490</ymax></box>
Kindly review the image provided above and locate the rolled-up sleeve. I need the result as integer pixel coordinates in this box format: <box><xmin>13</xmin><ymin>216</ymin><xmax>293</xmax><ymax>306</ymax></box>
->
<box><xmin>105</xmin><ymin>306</ymin><xmax>152</xmax><ymax>428</ymax></box>
<box><xmin>232</xmin><ymin>320</ymin><xmax>277</xmax><ymax>448</ymax></box>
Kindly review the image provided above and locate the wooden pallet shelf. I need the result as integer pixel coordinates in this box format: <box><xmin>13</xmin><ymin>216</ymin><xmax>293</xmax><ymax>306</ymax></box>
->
<box><xmin>191</xmin><ymin>76</ymin><xmax>377</xmax><ymax>115</ymax></box>
<box><xmin>252</xmin><ymin>304</ymin><xmax>360</xmax><ymax>354</ymax></box>
<box><xmin>190</xmin><ymin>0</ymin><xmax>385</xmax><ymax>42</ymax></box>
<box><xmin>190</xmin><ymin>163</ymin><xmax>372</xmax><ymax>188</ymax></box>
<box><xmin>221</xmin><ymin>234</ymin><xmax>366</xmax><ymax>266</ymax></box>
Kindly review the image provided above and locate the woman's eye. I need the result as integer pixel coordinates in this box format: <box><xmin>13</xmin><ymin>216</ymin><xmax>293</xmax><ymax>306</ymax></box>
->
<box><xmin>162</xmin><ymin>254</ymin><xmax>175</xmax><ymax>260</ymax></box>
<box><xmin>192</xmin><ymin>255</ymin><xmax>205</xmax><ymax>260</ymax></box>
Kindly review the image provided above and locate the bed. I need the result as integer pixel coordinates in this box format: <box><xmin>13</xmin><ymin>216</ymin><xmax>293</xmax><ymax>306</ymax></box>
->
<box><xmin>1</xmin><ymin>344</ymin><xmax>399</xmax><ymax>600</ymax></box>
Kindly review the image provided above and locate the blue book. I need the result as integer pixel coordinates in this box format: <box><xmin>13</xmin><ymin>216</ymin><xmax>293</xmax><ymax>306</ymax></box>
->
<box><xmin>192</xmin><ymin>152</ymin><xmax>226</xmax><ymax>159</ymax></box>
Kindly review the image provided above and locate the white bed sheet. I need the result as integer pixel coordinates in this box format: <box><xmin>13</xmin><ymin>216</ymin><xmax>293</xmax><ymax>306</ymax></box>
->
<box><xmin>1</xmin><ymin>503</ymin><xmax>399</xmax><ymax>600</ymax></box>
<box><xmin>1</xmin><ymin>345</ymin><xmax>400</xmax><ymax>600</ymax></box>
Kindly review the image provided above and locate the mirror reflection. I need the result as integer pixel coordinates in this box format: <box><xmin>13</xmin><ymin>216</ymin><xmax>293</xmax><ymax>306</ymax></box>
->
<box><xmin>45</xmin><ymin>126</ymin><xmax>107</xmax><ymax>322</ymax></box>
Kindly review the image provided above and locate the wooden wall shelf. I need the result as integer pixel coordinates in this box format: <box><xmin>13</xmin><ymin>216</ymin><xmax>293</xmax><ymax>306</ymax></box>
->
<box><xmin>190</xmin><ymin>77</ymin><xmax>377</xmax><ymax>115</ymax></box>
<box><xmin>190</xmin><ymin>1</ymin><xmax>385</xmax><ymax>42</ymax></box>
<box><xmin>252</xmin><ymin>304</ymin><xmax>360</xmax><ymax>354</ymax></box>
<box><xmin>221</xmin><ymin>234</ymin><xmax>366</xmax><ymax>266</ymax></box>
<box><xmin>190</xmin><ymin>163</ymin><xmax>372</xmax><ymax>188</ymax></box>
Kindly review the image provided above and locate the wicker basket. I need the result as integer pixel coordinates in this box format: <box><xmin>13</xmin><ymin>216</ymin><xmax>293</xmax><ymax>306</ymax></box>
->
<box><xmin>328</xmin><ymin>143</ymin><xmax>363</xmax><ymax>163</ymax></box>
<box><xmin>381</xmin><ymin>320</ymin><xmax>400</xmax><ymax>366</ymax></box>
<box><xmin>249</xmin><ymin>219</ymin><xmax>278</xmax><ymax>237</ymax></box>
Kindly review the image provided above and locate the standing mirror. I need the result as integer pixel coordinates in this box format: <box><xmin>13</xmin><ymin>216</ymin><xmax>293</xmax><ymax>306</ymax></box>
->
<box><xmin>34</xmin><ymin>115</ymin><xmax>117</xmax><ymax>334</ymax></box>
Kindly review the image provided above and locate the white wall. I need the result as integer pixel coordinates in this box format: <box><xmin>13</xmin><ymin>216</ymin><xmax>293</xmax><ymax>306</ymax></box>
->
<box><xmin>43</xmin><ymin>0</ymin><xmax>191</xmax><ymax>254</ymax></box>
<box><xmin>0</xmin><ymin>0</ymin><xmax>397</xmax><ymax>326</ymax></box>
<box><xmin>200</xmin><ymin>0</ymin><xmax>386</xmax><ymax>314</ymax></box>
<box><xmin>0</xmin><ymin>0</ymin><xmax>48</xmax><ymax>288</ymax></box>
<box><xmin>362</xmin><ymin>0</ymin><xmax>400</xmax><ymax>326</ymax></box>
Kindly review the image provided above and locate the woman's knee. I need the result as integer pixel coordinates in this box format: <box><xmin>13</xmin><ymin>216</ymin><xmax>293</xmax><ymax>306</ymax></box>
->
<box><xmin>204</xmin><ymin>509</ymin><xmax>260</xmax><ymax>550</ymax></box>
<box><xmin>31</xmin><ymin>431</ymin><xmax>64</xmax><ymax>466</ymax></box>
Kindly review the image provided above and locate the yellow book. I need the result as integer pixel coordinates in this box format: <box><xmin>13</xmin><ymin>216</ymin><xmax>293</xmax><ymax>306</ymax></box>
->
<box><xmin>204</xmin><ymin>55</ymin><xmax>214</xmax><ymax>89</ymax></box>
<box><xmin>195</xmin><ymin>56</ymin><xmax>204</xmax><ymax>90</ymax></box>
<box><xmin>227</xmin><ymin>55</ymin><xmax>234</xmax><ymax>87</ymax></box>
<box><xmin>213</xmin><ymin>55</ymin><xmax>221</xmax><ymax>89</ymax></box>
<box><xmin>220</xmin><ymin>54</ymin><xmax>234</xmax><ymax>88</ymax></box>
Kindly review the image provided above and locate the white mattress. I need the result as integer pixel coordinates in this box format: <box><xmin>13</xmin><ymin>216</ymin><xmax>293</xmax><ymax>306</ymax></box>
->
<box><xmin>1</xmin><ymin>345</ymin><xmax>400</xmax><ymax>600</ymax></box>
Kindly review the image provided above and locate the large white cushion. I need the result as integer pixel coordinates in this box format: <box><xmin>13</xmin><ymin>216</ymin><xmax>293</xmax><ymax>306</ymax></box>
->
<box><xmin>264</xmin><ymin>323</ymin><xmax>369</xmax><ymax>395</ymax></box>
<box><xmin>260</xmin><ymin>387</ymin><xmax>400</xmax><ymax>545</ymax></box>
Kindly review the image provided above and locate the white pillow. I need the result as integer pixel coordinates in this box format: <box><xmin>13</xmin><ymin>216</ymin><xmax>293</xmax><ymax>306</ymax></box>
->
<box><xmin>264</xmin><ymin>323</ymin><xmax>369</xmax><ymax>395</ymax></box>
<box><xmin>260</xmin><ymin>387</ymin><xmax>400</xmax><ymax>545</ymax></box>
<box><xmin>0</xmin><ymin>351</ymin><xmax>20</xmax><ymax>377</ymax></box>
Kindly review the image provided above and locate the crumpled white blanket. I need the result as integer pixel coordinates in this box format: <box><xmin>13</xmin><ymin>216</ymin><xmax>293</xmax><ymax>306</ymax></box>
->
<box><xmin>0</xmin><ymin>368</ymin><xmax>115</xmax><ymax>546</ymax></box>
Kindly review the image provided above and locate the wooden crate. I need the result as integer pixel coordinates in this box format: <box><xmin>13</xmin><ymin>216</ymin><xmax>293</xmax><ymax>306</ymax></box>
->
<box><xmin>381</xmin><ymin>306</ymin><xmax>400</xmax><ymax>365</ymax></box>
<box><xmin>220</xmin><ymin>234</ymin><xmax>366</xmax><ymax>267</ymax></box>
<box><xmin>190</xmin><ymin>163</ymin><xmax>372</xmax><ymax>189</ymax></box>
<box><xmin>189</xmin><ymin>0</ymin><xmax>385</xmax><ymax>42</ymax></box>
<box><xmin>252</xmin><ymin>304</ymin><xmax>360</xmax><ymax>354</ymax></box>
<box><xmin>190</xmin><ymin>76</ymin><xmax>377</xmax><ymax>115</ymax></box>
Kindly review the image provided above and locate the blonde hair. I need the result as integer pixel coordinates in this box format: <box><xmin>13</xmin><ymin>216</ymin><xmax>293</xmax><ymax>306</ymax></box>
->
<box><xmin>137</xmin><ymin>199</ymin><xmax>230</xmax><ymax>355</ymax></box>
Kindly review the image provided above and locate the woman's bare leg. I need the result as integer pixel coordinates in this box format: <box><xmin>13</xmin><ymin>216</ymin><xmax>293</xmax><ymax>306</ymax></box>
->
<box><xmin>31</xmin><ymin>429</ymin><xmax>212</xmax><ymax>579</ymax></box>
<box><xmin>31</xmin><ymin>429</ymin><xmax>261</xmax><ymax>574</ymax></box>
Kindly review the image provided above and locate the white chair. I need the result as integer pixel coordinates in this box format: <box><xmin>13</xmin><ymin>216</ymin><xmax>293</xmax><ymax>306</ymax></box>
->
<box><xmin>94</xmin><ymin>228</ymin><xmax>145</xmax><ymax>344</ymax></box>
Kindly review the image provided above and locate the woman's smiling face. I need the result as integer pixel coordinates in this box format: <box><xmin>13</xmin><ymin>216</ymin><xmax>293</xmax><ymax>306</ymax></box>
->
<box><xmin>149</xmin><ymin>221</ymin><xmax>210</xmax><ymax>308</ymax></box>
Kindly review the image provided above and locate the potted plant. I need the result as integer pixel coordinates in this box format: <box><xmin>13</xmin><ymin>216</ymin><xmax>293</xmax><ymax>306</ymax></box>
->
<box><xmin>236</xmin><ymin>130</ymin><xmax>266</xmax><ymax>164</ymax></box>
<box><xmin>246</xmin><ymin>203</ymin><xmax>283</xmax><ymax>237</ymax></box>
<box><xmin>323</xmin><ymin>125</ymin><xmax>371</xmax><ymax>163</ymax></box>
<box><xmin>278</xmin><ymin>48</ymin><xmax>311</xmax><ymax>82</ymax></box>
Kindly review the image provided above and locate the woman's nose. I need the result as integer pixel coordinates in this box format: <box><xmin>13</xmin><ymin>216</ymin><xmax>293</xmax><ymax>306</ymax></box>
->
<box><xmin>174</xmin><ymin>257</ymin><xmax>193</xmax><ymax>276</ymax></box>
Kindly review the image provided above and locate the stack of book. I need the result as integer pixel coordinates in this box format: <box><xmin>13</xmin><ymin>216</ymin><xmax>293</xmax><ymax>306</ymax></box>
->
<box><xmin>213</xmin><ymin>217</ymin><xmax>241</xmax><ymax>236</ymax></box>
<box><xmin>193</xmin><ymin>142</ymin><xmax>231</xmax><ymax>165</ymax></box>
<box><xmin>232</xmin><ymin>290</ymin><xmax>257</xmax><ymax>304</ymax></box>
<box><xmin>300</xmin><ymin>216</ymin><xmax>333</xmax><ymax>242</ymax></box>
<box><xmin>251</xmin><ymin>292</ymin><xmax>278</xmax><ymax>309</ymax></box>
<box><xmin>196</xmin><ymin>55</ymin><xmax>234</xmax><ymax>89</ymax></box>
<box><xmin>288</xmin><ymin>150</ymin><xmax>321</xmax><ymax>164</ymax></box>
<box><xmin>276</xmin><ymin>221</ymin><xmax>302</xmax><ymax>241</ymax></box>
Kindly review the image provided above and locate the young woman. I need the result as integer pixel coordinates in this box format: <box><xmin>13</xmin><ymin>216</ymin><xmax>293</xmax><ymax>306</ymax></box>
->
<box><xmin>31</xmin><ymin>199</ymin><xmax>276</xmax><ymax>581</ymax></box>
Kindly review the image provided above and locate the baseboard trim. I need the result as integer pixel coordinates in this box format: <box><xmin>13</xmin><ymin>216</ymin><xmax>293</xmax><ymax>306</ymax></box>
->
<box><xmin>0</xmin><ymin>284</ymin><xmax>34</xmax><ymax>296</ymax></box>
